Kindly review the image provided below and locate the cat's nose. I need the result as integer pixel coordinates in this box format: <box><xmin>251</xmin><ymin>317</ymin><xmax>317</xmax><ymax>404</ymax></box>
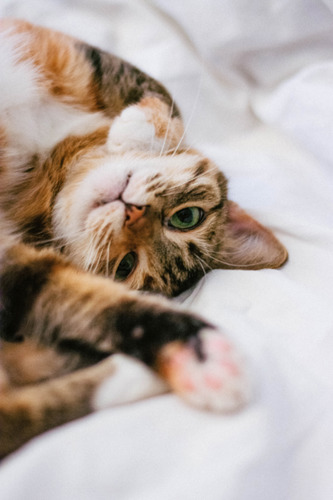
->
<box><xmin>125</xmin><ymin>204</ymin><xmax>146</xmax><ymax>226</ymax></box>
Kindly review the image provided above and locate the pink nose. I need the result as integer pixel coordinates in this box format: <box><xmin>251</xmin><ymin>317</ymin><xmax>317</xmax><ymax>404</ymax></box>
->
<box><xmin>125</xmin><ymin>204</ymin><xmax>146</xmax><ymax>226</ymax></box>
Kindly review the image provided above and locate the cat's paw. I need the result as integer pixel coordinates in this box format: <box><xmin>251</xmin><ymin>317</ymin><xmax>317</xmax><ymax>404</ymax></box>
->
<box><xmin>157</xmin><ymin>328</ymin><xmax>252</xmax><ymax>412</ymax></box>
<box><xmin>107</xmin><ymin>106</ymin><xmax>158</xmax><ymax>152</ymax></box>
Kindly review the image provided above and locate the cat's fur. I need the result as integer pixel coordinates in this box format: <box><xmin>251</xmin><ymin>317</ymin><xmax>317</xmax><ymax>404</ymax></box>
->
<box><xmin>0</xmin><ymin>19</ymin><xmax>287</xmax><ymax>458</ymax></box>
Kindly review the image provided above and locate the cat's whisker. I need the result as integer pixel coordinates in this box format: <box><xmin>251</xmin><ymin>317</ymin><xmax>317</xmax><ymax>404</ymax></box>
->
<box><xmin>96</xmin><ymin>228</ymin><xmax>113</xmax><ymax>273</ymax></box>
<box><xmin>167</xmin><ymin>141</ymin><xmax>199</xmax><ymax>158</ymax></box>
<box><xmin>52</xmin><ymin>233</ymin><xmax>86</xmax><ymax>251</ymax></box>
<box><xmin>179</xmin><ymin>142</ymin><xmax>198</xmax><ymax>155</ymax></box>
<box><xmin>84</xmin><ymin>230</ymin><xmax>100</xmax><ymax>272</ymax></box>
<box><xmin>33</xmin><ymin>230</ymin><xmax>83</xmax><ymax>247</ymax></box>
<box><xmin>195</xmin><ymin>257</ymin><xmax>206</xmax><ymax>274</ymax></box>
<box><xmin>200</xmin><ymin>248</ymin><xmax>268</xmax><ymax>269</ymax></box>
<box><xmin>149</xmin><ymin>122</ymin><xmax>156</xmax><ymax>155</ymax></box>
<box><xmin>92</xmin><ymin>225</ymin><xmax>109</xmax><ymax>269</ymax></box>
<box><xmin>91</xmin><ymin>220</ymin><xmax>115</xmax><ymax>274</ymax></box>
<box><xmin>171</xmin><ymin>74</ymin><xmax>203</xmax><ymax>158</ymax></box>
<box><xmin>194</xmin><ymin>252</ymin><xmax>212</xmax><ymax>272</ymax></box>
<box><xmin>159</xmin><ymin>98</ymin><xmax>175</xmax><ymax>158</ymax></box>
<box><xmin>105</xmin><ymin>239</ymin><xmax>112</xmax><ymax>278</ymax></box>
<box><xmin>93</xmin><ymin>246</ymin><xmax>104</xmax><ymax>274</ymax></box>
<box><xmin>91</xmin><ymin>234</ymin><xmax>103</xmax><ymax>273</ymax></box>
<box><xmin>192</xmin><ymin>254</ymin><xmax>210</xmax><ymax>286</ymax></box>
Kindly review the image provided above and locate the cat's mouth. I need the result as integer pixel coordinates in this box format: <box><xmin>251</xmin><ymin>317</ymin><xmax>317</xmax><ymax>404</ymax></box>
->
<box><xmin>80</xmin><ymin>170</ymin><xmax>150</xmax><ymax>234</ymax></box>
<box><xmin>91</xmin><ymin>173</ymin><xmax>132</xmax><ymax>209</ymax></box>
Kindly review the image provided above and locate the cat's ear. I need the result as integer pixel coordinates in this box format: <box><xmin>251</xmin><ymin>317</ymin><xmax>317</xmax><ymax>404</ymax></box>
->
<box><xmin>107</xmin><ymin>99</ymin><xmax>184</xmax><ymax>154</ymax></box>
<box><xmin>216</xmin><ymin>201</ymin><xmax>287</xmax><ymax>270</ymax></box>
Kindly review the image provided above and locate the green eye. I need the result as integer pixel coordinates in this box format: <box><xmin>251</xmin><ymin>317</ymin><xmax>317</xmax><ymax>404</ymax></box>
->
<box><xmin>168</xmin><ymin>207</ymin><xmax>204</xmax><ymax>230</ymax></box>
<box><xmin>115</xmin><ymin>252</ymin><xmax>137</xmax><ymax>281</ymax></box>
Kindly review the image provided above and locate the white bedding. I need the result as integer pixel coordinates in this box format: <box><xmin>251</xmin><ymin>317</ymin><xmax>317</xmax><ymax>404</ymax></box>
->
<box><xmin>0</xmin><ymin>1</ymin><xmax>333</xmax><ymax>499</ymax></box>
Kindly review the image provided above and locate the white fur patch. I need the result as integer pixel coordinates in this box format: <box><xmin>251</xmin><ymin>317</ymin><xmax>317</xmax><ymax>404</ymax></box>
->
<box><xmin>107</xmin><ymin>106</ymin><xmax>164</xmax><ymax>153</ymax></box>
<box><xmin>93</xmin><ymin>354</ymin><xmax>168</xmax><ymax>410</ymax></box>
<box><xmin>6</xmin><ymin>99</ymin><xmax>108</xmax><ymax>155</ymax></box>
<box><xmin>0</xmin><ymin>30</ymin><xmax>109</xmax><ymax>155</ymax></box>
<box><xmin>0</xmin><ymin>31</ymin><xmax>39</xmax><ymax>112</ymax></box>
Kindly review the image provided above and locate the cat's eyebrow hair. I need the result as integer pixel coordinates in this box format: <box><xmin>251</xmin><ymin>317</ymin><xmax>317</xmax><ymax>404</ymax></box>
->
<box><xmin>165</xmin><ymin>186</ymin><xmax>214</xmax><ymax>206</ymax></box>
<box><xmin>194</xmin><ymin>160</ymin><xmax>209</xmax><ymax>177</ymax></box>
<box><xmin>207</xmin><ymin>200</ymin><xmax>225</xmax><ymax>213</ymax></box>
<box><xmin>183</xmin><ymin>186</ymin><xmax>211</xmax><ymax>199</ymax></box>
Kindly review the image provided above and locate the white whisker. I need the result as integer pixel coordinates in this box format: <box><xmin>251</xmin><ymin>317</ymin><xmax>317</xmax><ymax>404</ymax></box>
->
<box><xmin>199</xmin><ymin>247</ymin><xmax>267</xmax><ymax>269</ymax></box>
<box><xmin>105</xmin><ymin>239</ymin><xmax>111</xmax><ymax>278</ymax></box>
<box><xmin>171</xmin><ymin>74</ymin><xmax>203</xmax><ymax>157</ymax></box>
<box><xmin>35</xmin><ymin>229</ymin><xmax>83</xmax><ymax>247</ymax></box>
<box><xmin>159</xmin><ymin>98</ymin><xmax>175</xmax><ymax>157</ymax></box>
<box><xmin>84</xmin><ymin>229</ymin><xmax>99</xmax><ymax>272</ymax></box>
<box><xmin>149</xmin><ymin>121</ymin><xmax>156</xmax><ymax>154</ymax></box>
<box><xmin>194</xmin><ymin>252</ymin><xmax>212</xmax><ymax>272</ymax></box>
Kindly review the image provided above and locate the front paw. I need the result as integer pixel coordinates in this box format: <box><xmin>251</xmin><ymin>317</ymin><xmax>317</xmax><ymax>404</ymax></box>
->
<box><xmin>157</xmin><ymin>328</ymin><xmax>252</xmax><ymax>413</ymax></box>
<box><xmin>114</xmin><ymin>299</ymin><xmax>252</xmax><ymax>413</ymax></box>
<box><xmin>107</xmin><ymin>106</ymin><xmax>157</xmax><ymax>153</ymax></box>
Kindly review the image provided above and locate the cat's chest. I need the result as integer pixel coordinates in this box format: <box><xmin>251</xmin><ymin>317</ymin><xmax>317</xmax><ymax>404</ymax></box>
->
<box><xmin>4</xmin><ymin>97</ymin><xmax>107</xmax><ymax>155</ymax></box>
<box><xmin>1</xmin><ymin>32</ymin><xmax>108</xmax><ymax>155</ymax></box>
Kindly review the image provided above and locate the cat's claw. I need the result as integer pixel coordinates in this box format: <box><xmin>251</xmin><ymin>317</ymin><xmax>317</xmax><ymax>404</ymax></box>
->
<box><xmin>157</xmin><ymin>328</ymin><xmax>252</xmax><ymax>412</ymax></box>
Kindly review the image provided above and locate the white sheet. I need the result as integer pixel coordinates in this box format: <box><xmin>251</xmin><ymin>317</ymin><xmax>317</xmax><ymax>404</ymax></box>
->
<box><xmin>1</xmin><ymin>1</ymin><xmax>333</xmax><ymax>499</ymax></box>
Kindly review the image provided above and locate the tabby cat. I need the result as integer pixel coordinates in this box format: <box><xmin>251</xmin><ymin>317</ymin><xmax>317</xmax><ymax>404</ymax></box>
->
<box><xmin>0</xmin><ymin>19</ymin><xmax>287</xmax><ymax>458</ymax></box>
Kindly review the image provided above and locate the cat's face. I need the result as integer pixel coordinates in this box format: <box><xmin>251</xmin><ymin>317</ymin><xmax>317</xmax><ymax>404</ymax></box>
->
<box><xmin>53</xmin><ymin>101</ymin><xmax>287</xmax><ymax>297</ymax></box>
<box><xmin>53</xmin><ymin>149</ymin><xmax>228</xmax><ymax>296</ymax></box>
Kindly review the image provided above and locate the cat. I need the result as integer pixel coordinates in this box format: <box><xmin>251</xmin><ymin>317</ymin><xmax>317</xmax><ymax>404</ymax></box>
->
<box><xmin>0</xmin><ymin>19</ymin><xmax>287</xmax><ymax>458</ymax></box>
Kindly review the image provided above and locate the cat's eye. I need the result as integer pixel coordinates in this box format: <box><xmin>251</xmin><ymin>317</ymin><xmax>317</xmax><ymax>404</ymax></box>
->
<box><xmin>115</xmin><ymin>252</ymin><xmax>137</xmax><ymax>281</ymax></box>
<box><xmin>168</xmin><ymin>207</ymin><xmax>204</xmax><ymax>230</ymax></box>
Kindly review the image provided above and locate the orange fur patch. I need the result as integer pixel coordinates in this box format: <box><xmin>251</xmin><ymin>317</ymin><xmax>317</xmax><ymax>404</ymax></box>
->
<box><xmin>138</xmin><ymin>97</ymin><xmax>184</xmax><ymax>148</ymax></box>
<box><xmin>1</xmin><ymin>127</ymin><xmax>109</xmax><ymax>244</ymax></box>
<box><xmin>1</xmin><ymin>19</ymin><xmax>100</xmax><ymax>111</ymax></box>
<box><xmin>0</xmin><ymin>340</ymin><xmax>67</xmax><ymax>386</ymax></box>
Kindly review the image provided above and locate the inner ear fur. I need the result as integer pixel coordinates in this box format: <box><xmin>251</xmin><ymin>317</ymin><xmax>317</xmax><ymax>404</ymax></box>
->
<box><xmin>217</xmin><ymin>201</ymin><xmax>288</xmax><ymax>270</ymax></box>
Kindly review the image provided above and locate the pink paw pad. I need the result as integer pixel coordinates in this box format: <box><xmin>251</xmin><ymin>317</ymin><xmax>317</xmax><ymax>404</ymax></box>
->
<box><xmin>157</xmin><ymin>328</ymin><xmax>252</xmax><ymax>412</ymax></box>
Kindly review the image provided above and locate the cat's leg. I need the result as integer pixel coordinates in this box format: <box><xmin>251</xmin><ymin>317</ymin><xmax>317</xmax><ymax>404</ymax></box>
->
<box><xmin>0</xmin><ymin>359</ymin><xmax>113</xmax><ymax>458</ymax></box>
<box><xmin>0</xmin><ymin>355</ymin><xmax>166</xmax><ymax>458</ymax></box>
<box><xmin>0</xmin><ymin>243</ymin><xmax>251</xmax><ymax>415</ymax></box>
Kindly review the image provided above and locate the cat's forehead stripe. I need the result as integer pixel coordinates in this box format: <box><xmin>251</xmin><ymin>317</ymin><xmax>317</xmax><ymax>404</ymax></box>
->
<box><xmin>194</xmin><ymin>160</ymin><xmax>209</xmax><ymax>177</ymax></box>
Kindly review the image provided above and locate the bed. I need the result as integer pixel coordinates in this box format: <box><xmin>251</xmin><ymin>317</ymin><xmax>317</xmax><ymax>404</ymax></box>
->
<box><xmin>0</xmin><ymin>1</ymin><xmax>332</xmax><ymax>498</ymax></box>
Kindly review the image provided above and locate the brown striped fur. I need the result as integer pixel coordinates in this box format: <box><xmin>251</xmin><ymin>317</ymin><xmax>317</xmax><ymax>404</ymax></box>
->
<box><xmin>0</xmin><ymin>20</ymin><xmax>287</xmax><ymax>457</ymax></box>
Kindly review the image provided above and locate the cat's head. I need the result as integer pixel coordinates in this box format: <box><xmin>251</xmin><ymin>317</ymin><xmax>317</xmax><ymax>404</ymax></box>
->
<box><xmin>53</xmin><ymin>105</ymin><xmax>287</xmax><ymax>296</ymax></box>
